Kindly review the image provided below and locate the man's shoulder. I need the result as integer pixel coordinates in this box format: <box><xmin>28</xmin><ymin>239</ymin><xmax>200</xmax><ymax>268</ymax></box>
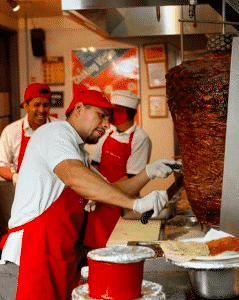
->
<box><xmin>38</xmin><ymin>120</ymin><xmax>67</xmax><ymax>132</ymax></box>
<box><xmin>49</xmin><ymin>116</ymin><xmax>62</xmax><ymax>122</ymax></box>
<box><xmin>36</xmin><ymin>121</ymin><xmax>75</xmax><ymax>139</ymax></box>
<box><xmin>1</xmin><ymin>118</ymin><xmax>23</xmax><ymax>135</ymax></box>
<box><xmin>134</xmin><ymin>125</ymin><xmax>150</xmax><ymax>139</ymax></box>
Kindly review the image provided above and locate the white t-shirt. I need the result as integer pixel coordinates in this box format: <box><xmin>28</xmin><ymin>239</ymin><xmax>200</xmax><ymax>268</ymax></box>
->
<box><xmin>0</xmin><ymin>114</ymin><xmax>59</xmax><ymax>173</ymax></box>
<box><xmin>91</xmin><ymin>123</ymin><xmax>152</xmax><ymax>175</ymax></box>
<box><xmin>0</xmin><ymin>121</ymin><xmax>89</xmax><ymax>265</ymax></box>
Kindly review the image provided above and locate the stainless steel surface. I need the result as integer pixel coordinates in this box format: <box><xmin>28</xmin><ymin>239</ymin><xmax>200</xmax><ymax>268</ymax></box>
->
<box><xmin>61</xmin><ymin>0</ymin><xmax>190</xmax><ymax>10</ymax></box>
<box><xmin>62</xmin><ymin>1</ymin><xmax>239</xmax><ymax>38</ymax></box>
<box><xmin>167</xmin><ymin>216</ymin><xmax>199</xmax><ymax>228</ymax></box>
<box><xmin>188</xmin><ymin>268</ymin><xmax>239</xmax><ymax>299</ymax></box>
<box><xmin>220</xmin><ymin>36</ymin><xmax>239</xmax><ymax>237</ymax></box>
<box><xmin>165</xmin><ymin>229</ymin><xmax>205</xmax><ymax>241</ymax></box>
<box><xmin>143</xmin><ymin>257</ymin><xmax>194</xmax><ymax>300</ymax></box>
<box><xmin>176</xmin><ymin>210</ymin><xmax>195</xmax><ymax>216</ymax></box>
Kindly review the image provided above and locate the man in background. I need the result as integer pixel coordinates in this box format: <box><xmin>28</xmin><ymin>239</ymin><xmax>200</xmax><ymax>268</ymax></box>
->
<box><xmin>83</xmin><ymin>91</ymin><xmax>158</xmax><ymax>248</ymax></box>
<box><xmin>0</xmin><ymin>83</ymin><xmax>58</xmax><ymax>185</ymax></box>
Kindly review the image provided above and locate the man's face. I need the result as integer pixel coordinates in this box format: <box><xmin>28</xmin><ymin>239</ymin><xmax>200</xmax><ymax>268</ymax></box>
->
<box><xmin>24</xmin><ymin>97</ymin><xmax>51</xmax><ymax>130</ymax></box>
<box><xmin>78</xmin><ymin>105</ymin><xmax>112</xmax><ymax>144</ymax></box>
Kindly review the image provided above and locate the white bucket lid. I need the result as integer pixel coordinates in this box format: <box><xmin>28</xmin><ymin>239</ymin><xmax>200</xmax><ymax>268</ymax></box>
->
<box><xmin>87</xmin><ymin>245</ymin><xmax>155</xmax><ymax>264</ymax></box>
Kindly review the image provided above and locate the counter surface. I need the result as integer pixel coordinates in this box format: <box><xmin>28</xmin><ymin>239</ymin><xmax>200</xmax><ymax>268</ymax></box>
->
<box><xmin>106</xmin><ymin>189</ymin><xmax>206</xmax><ymax>299</ymax></box>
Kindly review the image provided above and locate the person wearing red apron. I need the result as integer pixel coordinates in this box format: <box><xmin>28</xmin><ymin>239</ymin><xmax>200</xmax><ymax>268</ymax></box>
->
<box><xmin>84</xmin><ymin>131</ymin><xmax>134</xmax><ymax>248</ymax></box>
<box><xmin>84</xmin><ymin>90</ymin><xmax>152</xmax><ymax>248</ymax></box>
<box><xmin>0</xmin><ymin>118</ymin><xmax>52</xmax><ymax>250</ymax></box>
<box><xmin>0</xmin><ymin>83</ymin><xmax>55</xmax><ymax>250</ymax></box>
<box><xmin>0</xmin><ymin>90</ymin><xmax>173</xmax><ymax>300</ymax></box>
<box><xmin>0</xmin><ymin>82</ymin><xmax>54</xmax><ymax>184</ymax></box>
<box><xmin>1</xmin><ymin>187</ymin><xmax>87</xmax><ymax>300</ymax></box>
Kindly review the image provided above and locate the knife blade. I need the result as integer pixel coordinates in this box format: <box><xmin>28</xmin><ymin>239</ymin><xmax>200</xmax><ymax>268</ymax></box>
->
<box><xmin>141</xmin><ymin>173</ymin><xmax>184</xmax><ymax>224</ymax></box>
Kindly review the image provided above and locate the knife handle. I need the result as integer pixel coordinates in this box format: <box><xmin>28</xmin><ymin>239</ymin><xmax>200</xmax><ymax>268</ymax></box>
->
<box><xmin>165</xmin><ymin>163</ymin><xmax>182</xmax><ymax>171</ymax></box>
<box><xmin>141</xmin><ymin>209</ymin><xmax>154</xmax><ymax>224</ymax></box>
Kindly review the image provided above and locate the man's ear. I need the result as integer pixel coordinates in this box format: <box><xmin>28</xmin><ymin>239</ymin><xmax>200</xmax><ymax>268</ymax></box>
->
<box><xmin>75</xmin><ymin>102</ymin><xmax>84</xmax><ymax>116</ymax></box>
<box><xmin>23</xmin><ymin>102</ymin><xmax>28</xmax><ymax>113</ymax></box>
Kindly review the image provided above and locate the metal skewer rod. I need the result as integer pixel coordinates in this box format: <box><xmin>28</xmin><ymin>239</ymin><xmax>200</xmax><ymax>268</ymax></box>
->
<box><xmin>222</xmin><ymin>0</ymin><xmax>226</xmax><ymax>34</ymax></box>
<box><xmin>179</xmin><ymin>19</ymin><xmax>239</xmax><ymax>25</ymax></box>
<box><xmin>180</xmin><ymin>6</ymin><xmax>184</xmax><ymax>62</ymax></box>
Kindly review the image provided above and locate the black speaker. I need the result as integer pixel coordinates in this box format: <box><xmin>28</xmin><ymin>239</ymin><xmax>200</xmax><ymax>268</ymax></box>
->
<box><xmin>30</xmin><ymin>28</ymin><xmax>46</xmax><ymax>57</ymax></box>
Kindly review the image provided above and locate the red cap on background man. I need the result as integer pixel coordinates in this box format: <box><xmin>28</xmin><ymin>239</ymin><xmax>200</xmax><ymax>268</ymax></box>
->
<box><xmin>21</xmin><ymin>83</ymin><xmax>52</xmax><ymax>108</ymax></box>
<box><xmin>65</xmin><ymin>90</ymin><xmax>127</xmax><ymax>125</ymax></box>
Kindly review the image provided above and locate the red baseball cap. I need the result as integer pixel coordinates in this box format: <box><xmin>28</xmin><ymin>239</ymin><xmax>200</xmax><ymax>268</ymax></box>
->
<box><xmin>21</xmin><ymin>83</ymin><xmax>52</xmax><ymax>108</ymax></box>
<box><xmin>65</xmin><ymin>90</ymin><xmax>128</xmax><ymax>125</ymax></box>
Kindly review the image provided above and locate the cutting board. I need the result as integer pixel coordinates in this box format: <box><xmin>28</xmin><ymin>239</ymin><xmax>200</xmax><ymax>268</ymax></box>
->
<box><xmin>106</xmin><ymin>217</ymin><xmax>161</xmax><ymax>246</ymax></box>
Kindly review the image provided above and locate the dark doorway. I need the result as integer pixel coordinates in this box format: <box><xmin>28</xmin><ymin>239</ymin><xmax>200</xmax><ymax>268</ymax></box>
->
<box><xmin>0</xmin><ymin>25</ymin><xmax>19</xmax><ymax>134</ymax></box>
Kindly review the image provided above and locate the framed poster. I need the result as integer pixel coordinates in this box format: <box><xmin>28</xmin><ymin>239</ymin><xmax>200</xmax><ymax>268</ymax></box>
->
<box><xmin>147</xmin><ymin>61</ymin><xmax>167</xmax><ymax>88</ymax></box>
<box><xmin>144</xmin><ymin>44</ymin><xmax>166</xmax><ymax>62</ymax></box>
<box><xmin>51</xmin><ymin>92</ymin><xmax>64</xmax><ymax>107</ymax></box>
<box><xmin>42</xmin><ymin>56</ymin><xmax>65</xmax><ymax>85</ymax></box>
<box><xmin>148</xmin><ymin>95</ymin><xmax>167</xmax><ymax>118</ymax></box>
<box><xmin>71</xmin><ymin>47</ymin><xmax>140</xmax><ymax>124</ymax></box>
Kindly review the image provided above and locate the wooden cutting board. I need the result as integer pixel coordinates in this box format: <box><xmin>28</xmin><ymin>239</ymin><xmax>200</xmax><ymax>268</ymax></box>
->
<box><xmin>106</xmin><ymin>217</ymin><xmax>161</xmax><ymax>246</ymax></box>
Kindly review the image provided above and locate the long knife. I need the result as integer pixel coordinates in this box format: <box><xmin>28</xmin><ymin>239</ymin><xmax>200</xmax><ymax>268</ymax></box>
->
<box><xmin>141</xmin><ymin>169</ymin><xmax>183</xmax><ymax>224</ymax></box>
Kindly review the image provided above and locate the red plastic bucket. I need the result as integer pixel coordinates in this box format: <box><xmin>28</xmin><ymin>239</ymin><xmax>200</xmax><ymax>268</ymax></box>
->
<box><xmin>88</xmin><ymin>257</ymin><xmax>144</xmax><ymax>299</ymax></box>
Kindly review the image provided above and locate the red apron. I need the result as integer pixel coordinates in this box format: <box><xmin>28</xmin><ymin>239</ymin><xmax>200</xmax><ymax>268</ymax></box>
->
<box><xmin>16</xmin><ymin>121</ymin><xmax>31</xmax><ymax>173</ymax></box>
<box><xmin>2</xmin><ymin>187</ymin><xmax>87</xmax><ymax>300</ymax></box>
<box><xmin>17</xmin><ymin>119</ymin><xmax>50</xmax><ymax>172</ymax></box>
<box><xmin>0</xmin><ymin>121</ymin><xmax>31</xmax><ymax>250</ymax></box>
<box><xmin>83</xmin><ymin>131</ymin><xmax>134</xmax><ymax>248</ymax></box>
<box><xmin>0</xmin><ymin>120</ymin><xmax>51</xmax><ymax>250</ymax></box>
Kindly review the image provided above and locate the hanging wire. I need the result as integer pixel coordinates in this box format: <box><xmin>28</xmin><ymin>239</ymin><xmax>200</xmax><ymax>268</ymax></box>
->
<box><xmin>180</xmin><ymin>6</ymin><xmax>184</xmax><ymax>62</ymax></box>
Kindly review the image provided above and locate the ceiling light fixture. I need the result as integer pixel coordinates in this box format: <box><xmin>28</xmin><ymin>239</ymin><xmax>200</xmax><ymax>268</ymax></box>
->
<box><xmin>7</xmin><ymin>0</ymin><xmax>20</xmax><ymax>12</ymax></box>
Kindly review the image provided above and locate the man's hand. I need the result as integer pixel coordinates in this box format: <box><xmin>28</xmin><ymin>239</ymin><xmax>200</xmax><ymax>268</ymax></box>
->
<box><xmin>133</xmin><ymin>190</ymin><xmax>168</xmax><ymax>218</ymax></box>
<box><xmin>145</xmin><ymin>158</ymin><xmax>182</xmax><ymax>179</ymax></box>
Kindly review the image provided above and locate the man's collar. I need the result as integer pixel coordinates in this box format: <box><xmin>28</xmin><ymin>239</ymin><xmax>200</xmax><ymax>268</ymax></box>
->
<box><xmin>24</xmin><ymin>114</ymin><xmax>50</xmax><ymax>131</ymax></box>
<box><xmin>65</xmin><ymin>120</ymin><xmax>85</xmax><ymax>146</ymax></box>
<box><xmin>23</xmin><ymin>114</ymin><xmax>31</xmax><ymax>131</ymax></box>
<box><xmin>115</xmin><ymin>121</ymin><xmax>136</xmax><ymax>135</ymax></box>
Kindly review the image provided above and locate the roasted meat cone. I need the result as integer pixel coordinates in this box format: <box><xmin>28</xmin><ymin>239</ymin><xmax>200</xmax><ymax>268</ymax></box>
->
<box><xmin>166</xmin><ymin>52</ymin><xmax>231</xmax><ymax>227</ymax></box>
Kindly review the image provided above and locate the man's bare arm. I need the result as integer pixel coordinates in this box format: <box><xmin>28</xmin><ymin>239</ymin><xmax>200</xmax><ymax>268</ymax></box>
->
<box><xmin>54</xmin><ymin>159</ymin><xmax>135</xmax><ymax>210</ymax></box>
<box><xmin>113</xmin><ymin>169</ymin><xmax>150</xmax><ymax>196</ymax></box>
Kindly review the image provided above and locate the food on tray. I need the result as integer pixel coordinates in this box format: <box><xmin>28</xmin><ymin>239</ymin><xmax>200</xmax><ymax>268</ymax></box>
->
<box><xmin>206</xmin><ymin>236</ymin><xmax>239</xmax><ymax>256</ymax></box>
<box><xmin>158</xmin><ymin>240</ymin><xmax>210</xmax><ymax>263</ymax></box>
<box><xmin>151</xmin><ymin>245</ymin><xmax>164</xmax><ymax>258</ymax></box>
<box><xmin>166</xmin><ymin>52</ymin><xmax>231</xmax><ymax>227</ymax></box>
<box><xmin>160</xmin><ymin>241</ymin><xmax>209</xmax><ymax>257</ymax></box>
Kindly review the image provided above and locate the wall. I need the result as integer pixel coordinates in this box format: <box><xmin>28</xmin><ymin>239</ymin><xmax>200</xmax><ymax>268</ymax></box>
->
<box><xmin>18</xmin><ymin>16</ymin><xmax>179</xmax><ymax>195</ymax></box>
<box><xmin>0</xmin><ymin>10</ymin><xmax>18</xmax><ymax>30</ymax></box>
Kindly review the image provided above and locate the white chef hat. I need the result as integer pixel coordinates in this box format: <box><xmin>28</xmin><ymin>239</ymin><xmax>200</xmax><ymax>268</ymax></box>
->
<box><xmin>111</xmin><ymin>90</ymin><xmax>141</xmax><ymax>109</ymax></box>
